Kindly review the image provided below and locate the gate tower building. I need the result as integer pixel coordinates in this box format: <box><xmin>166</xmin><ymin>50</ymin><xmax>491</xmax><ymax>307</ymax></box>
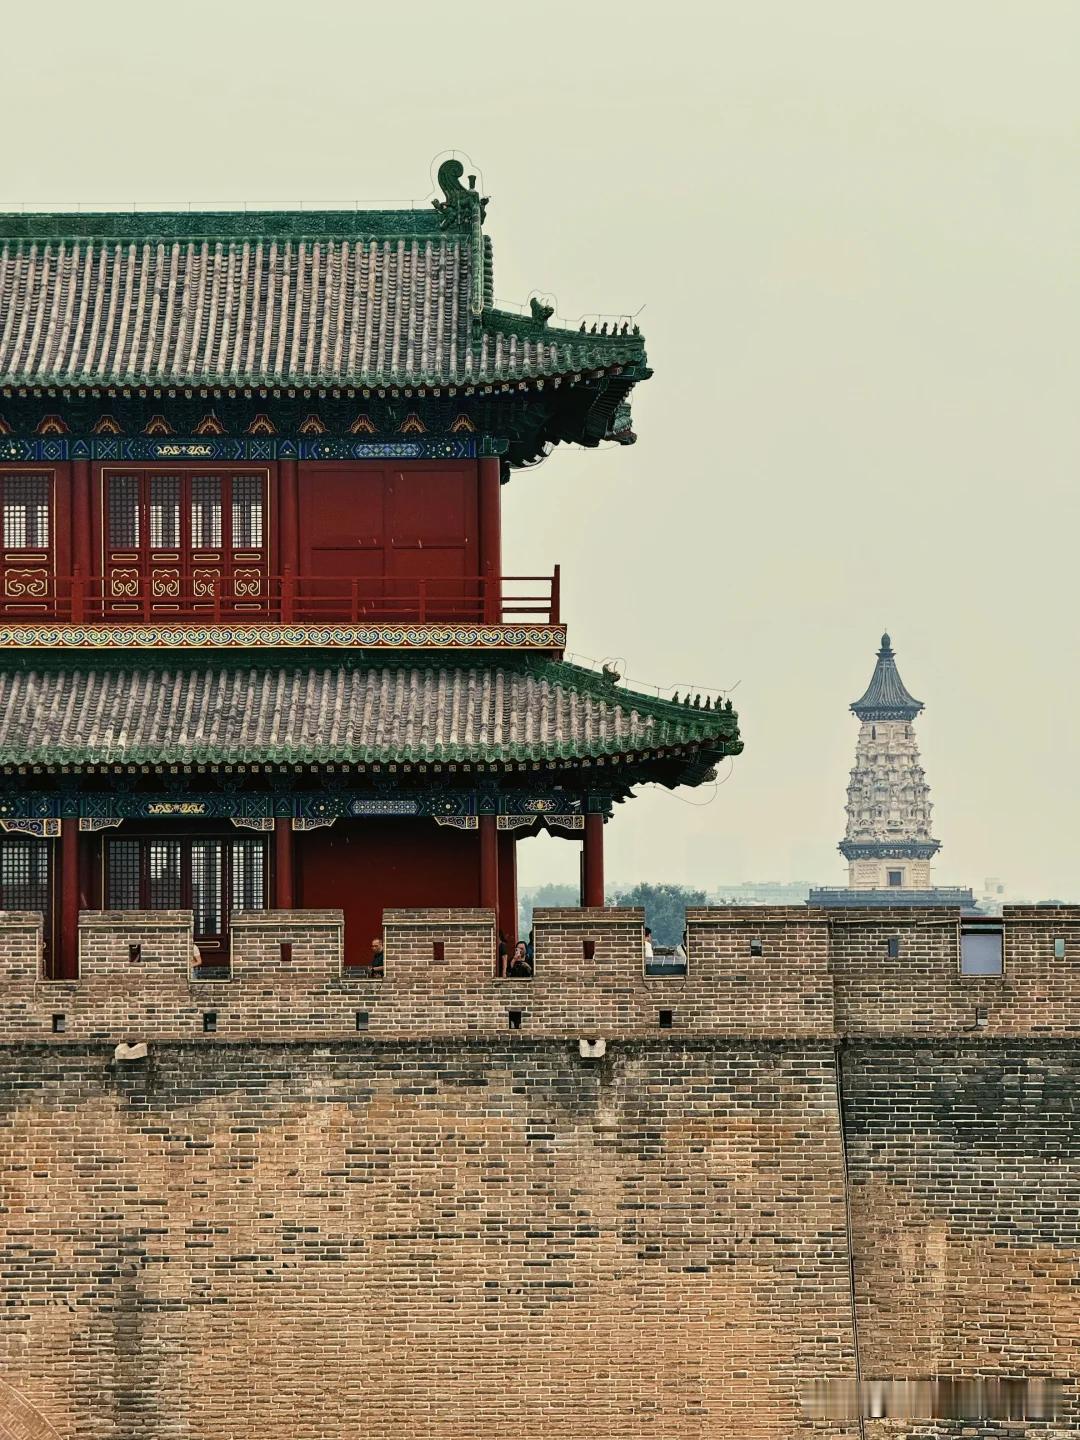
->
<box><xmin>0</xmin><ymin>156</ymin><xmax>741</xmax><ymax>975</ymax></box>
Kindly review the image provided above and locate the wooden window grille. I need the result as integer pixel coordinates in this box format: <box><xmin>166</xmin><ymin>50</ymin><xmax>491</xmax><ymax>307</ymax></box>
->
<box><xmin>149</xmin><ymin>476</ymin><xmax>181</xmax><ymax>548</ymax></box>
<box><xmin>2</xmin><ymin>475</ymin><xmax>50</xmax><ymax>548</ymax></box>
<box><xmin>191</xmin><ymin>841</ymin><xmax>223</xmax><ymax>935</ymax></box>
<box><xmin>0</xmin><ymin>839</ymin><xmax>50</xmax><ymax>912</ymax></box>
<box><xmin>107</xmin><ymin>840</ymin><xmax>142</xmax><ymax>909</ymax></box>
<box><xmin>231</xmin><ymin>475</ymin><xmax>264</xmax><ymax>548</ymax></box>
<box><xmin>230</xmin><ymin>839</ymin><xmax>265</xmax><ymax>914</ymax></box>
<box><xmin>108</xmin><ymin>476</ymin><xmax>140</xmax><ymax>547</ymax></box>
<box><xmin>191</xmin><ymin>476</ymin><xmax>223</xmax><ymax>548</ymax></box>
<box><xmin>105</xmin><ymin>836</ymin><xmax>267</xmax><ymax>942</ymax></box>
<box><xmin>147</xmin><ymin>840</ymin><xmax>182</xmax><ymax>910</ymax></box>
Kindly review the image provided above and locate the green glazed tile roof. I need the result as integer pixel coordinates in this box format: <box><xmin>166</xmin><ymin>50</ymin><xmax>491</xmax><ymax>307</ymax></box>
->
<box><xmin>0</xmin><ymin>657</ymin><xmax>739</xmax><ymax>781</ymax></box>
<box><xmin>0</xmin><ymin>162</ymin><xmax>648</xmax><ymax>393</ymax></box>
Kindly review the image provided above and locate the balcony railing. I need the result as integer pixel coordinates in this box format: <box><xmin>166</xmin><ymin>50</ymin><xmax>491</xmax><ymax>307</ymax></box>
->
<box><xmin>0</xmin><ymin>568</ymin><xmax>562</xmax><ymax>627</ymax></box>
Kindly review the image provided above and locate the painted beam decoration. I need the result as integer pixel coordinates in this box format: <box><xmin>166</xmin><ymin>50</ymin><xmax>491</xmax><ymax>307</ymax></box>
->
<box><xmin>0</xmin><ymin>622</ymin><xmax>568</xmax><ymax>651</ymax></box>
<box><xmin>0</xmin><ymin>437</ymin><xmax>480</xmax><ymax>463</ymax></box>
<box><xmin>0</xmin><ymin>793</ymin><xmax>608</xmax><ymax>823</ymax></box>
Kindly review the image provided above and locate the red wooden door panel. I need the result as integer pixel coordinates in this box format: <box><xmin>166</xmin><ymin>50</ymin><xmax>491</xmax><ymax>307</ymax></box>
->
<box><xmin>297</xmin><ymin>820</ymin><xmax>481</xmax><ymax>965</ymax></box>
<box><xmin>298</xmin><ymin>465</ymin><xmax>385</xmax><ymax>617</ymax></box>
<box><xmin>102</xmin><ymin>470</ymin><xmax>268</xmax><ymax>617</ymax></box>
<box><xmin>386</xmin><ymin>467</ymin><xmax>476</xmax><ymax>619</ymax></box>
<box><xmin>0</xmin><ymin>471</ymin><xmax>53</xmax><ymax>615</ymax></box>
<box><xmin>298</xmin><ymin>461</ymin><xmax>479</xmax><ymax>621</ymax></box>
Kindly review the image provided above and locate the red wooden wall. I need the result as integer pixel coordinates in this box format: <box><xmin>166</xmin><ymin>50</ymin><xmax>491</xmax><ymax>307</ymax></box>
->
<box><xmin>298</xmin><ymin>461</ymin><xmax>480</xmax><ymax>613</ymax></box>
<box><xmin>296</xmin><ymin>819</ymin><xmax>488</xmax><ymax>964</ymax></box>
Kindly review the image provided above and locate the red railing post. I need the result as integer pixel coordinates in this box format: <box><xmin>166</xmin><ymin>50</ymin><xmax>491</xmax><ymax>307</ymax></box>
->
<box><xmin>351</xmin><ymin>577</ymin><xmax>359</xmax><ymax>623</ymax></box>
<box><xmin>481</xmin><ymin>565</ymin><xmax>499</xmax><ymax>624</ymax></box>
<box><xmin>419</xmin><ymin>578</ymin><xmax>427</xmax><ymax>623</ymax></box>
<box><xmin>551</xmin><ymin>565</ymin><xmax>561</xmax><ymax>625</ymax></box>
<box><xmin>71</xmin><ymin>567</ymin><xmax>84</xmax><ymax>624</ymax></box>
<box><xmin>282</xmin><ymin>566</ymin><xmax>295</xmax><ymax>623</ymax></box>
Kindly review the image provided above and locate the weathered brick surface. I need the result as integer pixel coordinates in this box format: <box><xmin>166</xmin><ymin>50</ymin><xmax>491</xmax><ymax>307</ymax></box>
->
<box><xmin>684</xmin><ymin>907</ymin><xmax>835</xmax><ymax>1035</ymax></box>
<box><xmin>0</xmin><ymin>907</ymin><xmax>839</xmax><ymax>1041</ymax></box>
<box><xmin>0</xmin><ymin>1041</ymin><xmax>859</xmax><ymax>1440</ymax></box>
<box><xmin>829</xmin><ymin>905</ymin><xmax>1080</xmax><ymax>1037</ymax></box>
<box><xmin>0</xmin><ymin>903</ymin><xmax>1072</xmax><ymax>1042</ymax></box>
<box><xmin>842</xmin><ymin>1041</ymin><xmax>1080</xmax><ymax>1439</ymax></box>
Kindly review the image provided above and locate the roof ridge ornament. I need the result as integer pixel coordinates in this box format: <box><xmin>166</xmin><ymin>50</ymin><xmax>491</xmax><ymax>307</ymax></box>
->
<box><xmin>432</xmin><ymin>159</ymin><xmax>489</xmax><ymax>230</ymax></box>
<box><xmin>431</xmin><ymin>157</ymin><xmax>487</xmax><ymax>321</ymax></box>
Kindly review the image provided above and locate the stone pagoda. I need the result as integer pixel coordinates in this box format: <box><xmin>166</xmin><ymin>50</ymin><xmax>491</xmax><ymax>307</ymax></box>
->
<box><xmin>839</xmin><ymin>632</ymin><xmax>939</xmax><ymax>890</ymax></box>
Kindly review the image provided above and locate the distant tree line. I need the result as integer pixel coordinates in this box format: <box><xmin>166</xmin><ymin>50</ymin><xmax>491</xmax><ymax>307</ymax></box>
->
<box><xmin>518</xmin><ymin>883</ymin><xmax>578</xmax><ymax>936</ymax></box>
<box><xmin>609</xmin><ymin>882</ymin><xmax>707</xmax><ymax>947</ymax></box>
<box><xmin>518</xmin><ymin>881</ymin><xmax>706</xmax><ymax>948</ymax></box>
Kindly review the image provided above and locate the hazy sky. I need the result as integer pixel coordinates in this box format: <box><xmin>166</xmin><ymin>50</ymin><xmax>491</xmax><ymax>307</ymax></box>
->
<box><xmin>4</xmin><ymin>2</ymin><xmax>1078</xmax><ymax>898</ymax></box>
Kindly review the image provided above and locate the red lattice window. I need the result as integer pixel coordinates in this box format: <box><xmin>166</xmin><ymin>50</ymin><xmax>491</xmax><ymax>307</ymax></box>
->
<box><xmin>1</xmin><ymin>475</ymin><xmax>50</xmax><ymax>549</ymax></box>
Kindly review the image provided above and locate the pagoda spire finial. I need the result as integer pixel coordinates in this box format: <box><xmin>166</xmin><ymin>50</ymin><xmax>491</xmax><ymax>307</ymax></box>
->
<box><xmin>851</xmin><ymin>630</ymin><xmax>922</xmax><ymax>721</ymax></box>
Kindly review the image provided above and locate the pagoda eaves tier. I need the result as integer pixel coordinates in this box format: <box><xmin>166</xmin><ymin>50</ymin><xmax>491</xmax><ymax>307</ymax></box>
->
<box><xmin>0</xmin><ymin>157</ymin><xmax>741</xmax><ymax>976</ymax></box>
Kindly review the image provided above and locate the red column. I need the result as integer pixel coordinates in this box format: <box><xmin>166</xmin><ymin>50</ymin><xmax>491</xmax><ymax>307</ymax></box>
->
<box><xmin>274</xmin><ymin>818</ymin><xmax>294</xmax><ymax>910</ymax></box>
<box><xmin>480</xmin><ymin>814</ymin><xmax>499</xmax><ymax>920</ymax></box>
<box><xmin>582</xmin><ymin>814</ymin><xmax>605</xmax><ymax>908</ymax></box>
<box><xmin>498</xmin><ymin>828</ymin><xmax>517</xmax><ymax>945</ymax></box>
<box><xmin>279</xmin><ymin>459</ymin><xmax>299</xmax><ymax>620</ymax></box>
<box><xmin>72</xmin><ymin>459</ymin><xmax>92</xmax><ymax>620</ymax></box>
<box><xmin>59</xmin><ymin>819</ymin><xmax>80</xmax><ymax>980</ymax></box>
<box><xmin>478</xmin><ymin>457</ymin><xmax>502</xmax><ymax>623</ymax></box>
<box><xmin>54</xmin><ymin>462</ymin><xmax>73</xmax><ymax>609</ymax></box>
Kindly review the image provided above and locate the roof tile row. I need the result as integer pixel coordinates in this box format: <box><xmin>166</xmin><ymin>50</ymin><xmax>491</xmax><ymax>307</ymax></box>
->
<box><xmin>0</xmin><ymin>660</ymin><xmax>738</xmax><ymax>772</ymax></box>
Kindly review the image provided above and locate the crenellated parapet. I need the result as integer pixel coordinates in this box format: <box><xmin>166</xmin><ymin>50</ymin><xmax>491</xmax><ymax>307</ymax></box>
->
<box><xmin>0</xmin><ymin>904</ymin><xmax>1074</xmax><ymax>1042</ymax></box>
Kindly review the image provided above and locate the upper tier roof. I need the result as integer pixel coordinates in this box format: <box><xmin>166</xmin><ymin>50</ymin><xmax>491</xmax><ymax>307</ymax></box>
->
<box><xmin>850</xmin><ymin>632</ymin><xmax>924</xmax><ymax>721</ymax></box>
<box><xmin>0</xmin><ymin>657</ymin><xmax>738</xmax><ymax>792</ymax></box>
<box><xmin>0</xmin><ymin>161</ymin><xmax>648</xmax><ymax>397</ymax></box>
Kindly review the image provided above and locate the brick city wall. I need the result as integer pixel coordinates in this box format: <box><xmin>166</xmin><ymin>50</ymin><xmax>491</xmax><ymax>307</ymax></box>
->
<box><xmin>842</xmin><ymin>1040</ymin><xmax>1080</xmax><ymax>1438</ymax></box>
<box><xmin>0</xmin><ymin>904</ymin><xmax>1074</xmax><ymax>1438</ymax></box>
<box><xmin>0</xmin><ymin>1040</ymin><xmax>860</xmax><ymax>1440</ymax></box>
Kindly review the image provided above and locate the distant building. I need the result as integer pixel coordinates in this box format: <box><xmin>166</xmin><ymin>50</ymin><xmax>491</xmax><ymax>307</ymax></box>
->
<box><xmin>977</xmin><ymin>876</ymin><xmax>1009</xmax><ymax>915</ymax></box>
<box><xmin>811</xmin><ymin>633</ymin><xmax>974</xmax><ymax>910</ymax></box>
<box><xmin>808</xmin><ymin>885</ymin><xmax>976</xmax><ymax>909</ymax></box>
<box><xmin>712</xmin><ymin>881</ymin><xmax>816</xmax><ymax>906</ymax></box>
